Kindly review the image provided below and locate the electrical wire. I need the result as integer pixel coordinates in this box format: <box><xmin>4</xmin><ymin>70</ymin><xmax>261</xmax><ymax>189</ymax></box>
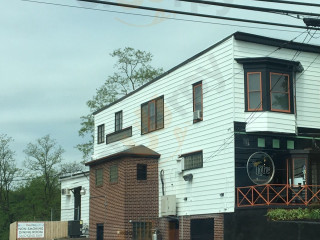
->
<box><xmin>18</xmin><ymin>0</ymin><xmax>314</xmax><ymax>33</ymax></box>
<box><xmin>252</xmin><ymin>0</ymin><xmax>320</xmax><ymax>8</ymax></box>
<box><xmin>70</xmin><ymin>0</ymin><xmax>320</xmax><ymax>30</ymax></box>
<box><xmin>179</xmin><ymin>0</ymin><xmax>320</xmax><ymax>18</ymax></box>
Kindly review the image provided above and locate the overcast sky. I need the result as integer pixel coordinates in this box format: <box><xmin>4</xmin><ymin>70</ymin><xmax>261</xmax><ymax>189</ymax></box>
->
<box><xmin>1</xmin><ymin>0</ymin><xmax>319</xmax><ymax>167</ymax></box>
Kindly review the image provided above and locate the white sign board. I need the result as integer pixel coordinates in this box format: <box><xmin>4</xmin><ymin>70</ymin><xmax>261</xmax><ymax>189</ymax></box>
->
<box><xmin>17</xmin><ymin>222</ymin><xmax>45</xmax><ymax>239</ymax></box>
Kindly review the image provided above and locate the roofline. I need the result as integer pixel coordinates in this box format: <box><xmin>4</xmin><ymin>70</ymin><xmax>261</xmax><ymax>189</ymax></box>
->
<box><xmin>93</xmin><ymin>31</ymin><xmax>320</xmax><ymax>115</ymax></box>
<box><xmin>59</xmin><ymin>170</ymin><xmax>90</xmax><ymax>180</ymax></box>
<box><xmin>93</xmin><ymin>33</ymin><xmax>234</xmax><ymax>115</ymax></box>
<box><xmin>85</xmin><ymin>152</ymin><xmax>160</xmax><ymax>167</ymax></box>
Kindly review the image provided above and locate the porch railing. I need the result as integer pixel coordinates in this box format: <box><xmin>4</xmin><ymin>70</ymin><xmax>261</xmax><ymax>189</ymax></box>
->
<box><xmin>237</xmin><ymin>184</ymin><xmax>320</xmax><ymax>207</ymax></box>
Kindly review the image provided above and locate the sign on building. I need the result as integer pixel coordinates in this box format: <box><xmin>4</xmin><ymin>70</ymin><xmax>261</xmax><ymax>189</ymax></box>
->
<box><xmin>17</xmin><ymin>222</ymin><xmax>44</xmax><ymax>239</ymax></box>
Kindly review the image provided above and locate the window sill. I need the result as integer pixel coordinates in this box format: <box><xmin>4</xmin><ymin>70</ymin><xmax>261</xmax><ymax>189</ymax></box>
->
<box><xmin>141</xmin><ymin>127</ymin><xmax>164</xmax><ymax>135</ymax></box>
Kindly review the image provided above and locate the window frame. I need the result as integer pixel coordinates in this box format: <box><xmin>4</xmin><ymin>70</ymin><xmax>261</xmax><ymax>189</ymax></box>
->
<box><xmin>95</xmin><ymin>168</ymin><xmax>103</xmax><ymax>187</ymax></box>
<box><xmin>109</xmin><ymin>165</ymin><xmax>118</xmax><ymax>183</ymax></box>
<box><xmin>132</xmin><ymin>222</ymin><xmax>152</xmax><ymax>240</ymax></box>
<box><xmin>141</xmin><ymin>96</ymin><xmax>164</xmax><ymax>135</ymax></box>
<box><xmin>97</xmin><ymin>124</ymin><xmax>105</xmax><ymax>144</ymax></box>
<box><xmin>115</xmin><ymin>111</ymin><xmax>123</xmax><ymax>132</ymax></box>
<box><xmin>137</xmin><ymin>164</ymin><xmax>147</xmax><ymax>180</ymax></box>
<box><xmin>193</xmin><ymin>81</ymin><xmax>203</xmax><ymax>122</ymax></box>
<box><xmin>270</xmin><ymin>72</ymin><xmax>291</xmax><ymax>113</ymax></box>
<box><xmin>181</xmin><ymin>150</ymin><xmax>203</xmax><ymax>171</ymax></box>
<box><xmin>247</xmin><ymin>72</ymin><xmax>263</xmax><ymax>111</ymax></box>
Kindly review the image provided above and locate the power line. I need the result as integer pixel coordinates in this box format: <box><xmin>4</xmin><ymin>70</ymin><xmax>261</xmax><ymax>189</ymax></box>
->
<box><xmin>20</xmin><ymin>0</ymin><xmax>319</xmax><ymax>34</ymax></box>
<box><xmin>252</xmin><ymin>0</ymin><xmax>320</xmax><ymax>8</ymax></box>
<box><xmin>74</xmin><ymin>0</ymin><xmax>320</xmax><ymax>30</ymax></box>
<box><xmin>179</xmin><ymin>0</ymin><xmax>320</xmax><ymax>18</ymax></box>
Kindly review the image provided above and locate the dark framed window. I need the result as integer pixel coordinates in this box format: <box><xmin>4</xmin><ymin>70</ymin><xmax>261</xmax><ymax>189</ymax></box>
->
<box><xmin>141</xmin><ymin>96</ymin><xmax>164</xmax><ymax>134</ymax></box>
<box><xmin>97</xmin><ymin>124</ymin><xmax>105</xmax><ymax>144</ymax></box>
<box><xmin>115</xmin><ymin>111</ymin><xmax>123</xmax><ymax>132</ymax></box>
<box><xmin>95</xmin><ymin>168</ymin><xmax>103</xmax><ymax>187</ymax></box>
<box><xmin>182</xmin><ymin>151</ymin><xmax>203</xmax><ymax>170</ymax></box>
<box><xmin>132</xmin><ymin>222</ymin><xmax>152</xmax><ymax>240</ymax></box>
<box><xmin>270</xmin><ymin>72</ymin><xmax>290</xmax><ymax>113</ymax></box>
<box><xmin>193</xmin><ymin>81</ymin><xmax>203</xmax><ymax>121</ymax></box>
<box><xmin>110</xmin><ymin>165</ymin><xmax>118</xmax><ymax>183</ymax></box>
<box><xmin>236</xmin><ymin>57</ymin><xmax>302</xmax><ymax>114</ymax></box>
<box><xmin>137</xmin><ymin>164</ymin><xmax>147</xmax><ymax>180</ymax></box>
<box><xmin>247</xmin><ymin>72</ymin><xmax>262</xmax><ymax>111</ymax></box>
<box><xmin>191</xmin><ymin>218</ymin><xmax>214</xmax><ymax>240</ymax></box>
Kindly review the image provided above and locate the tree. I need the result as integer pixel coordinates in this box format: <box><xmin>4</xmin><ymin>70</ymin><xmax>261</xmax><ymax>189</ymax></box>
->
<box><xmin>0</xmin><ymin>134</ymin><xmax>19</xmax><ymax>240</ymax></box>
<box><xmin>23</xmin><ymin>135</ymin><xmax>64</xmax><ymax>209</ymax></box>
<box><xmin>60</xmin><ymin>161</ymin><xmax>87</xmax><ymax>175</ymax></box>
<box><xmin>77</xmin><ymin>47</ymin><xmax>164</xmax><ymax>161</ymax></box>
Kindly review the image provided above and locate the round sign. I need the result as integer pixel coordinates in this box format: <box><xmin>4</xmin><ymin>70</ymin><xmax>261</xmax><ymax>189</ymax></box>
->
<box><xmin>247</xmin><ymin>152</ymin><xmax>275</xmax><ymax>185</ymax></box>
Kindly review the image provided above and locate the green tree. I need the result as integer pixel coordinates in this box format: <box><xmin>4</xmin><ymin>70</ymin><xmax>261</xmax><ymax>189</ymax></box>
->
<box><xmin>0</xmin><ymin>134</ymin><xmax>19</xmax><ymax>240</ymax></box>
<box><xmin>77</xmin><ymin>47</ymin><xmax>163</xmax><ymax>161</ymax></box>
<box><xmin>23</xmin><ymin>135</ymin><xmax>64</xmax><ymax>209</ymax></box>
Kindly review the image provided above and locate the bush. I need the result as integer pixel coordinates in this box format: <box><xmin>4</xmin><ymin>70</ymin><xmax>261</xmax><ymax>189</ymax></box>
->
<box><xmin>267</xmin><ymin>208</ymin><xmax>320</xmax><ymax>221</ymax></box>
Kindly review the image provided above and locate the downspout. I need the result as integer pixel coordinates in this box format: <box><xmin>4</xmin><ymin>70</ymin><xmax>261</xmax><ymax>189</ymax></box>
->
<box><xmin>160</xmin><ymin>169</ymin><xmax>165</xmax><ymax>196</ymax></box>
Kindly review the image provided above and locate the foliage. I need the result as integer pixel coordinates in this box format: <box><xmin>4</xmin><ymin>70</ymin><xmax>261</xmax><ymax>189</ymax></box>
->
<box><xmin>76</xmin><ymin>47</ymin><xmax>163</xmax><ymax>161</ymax></box>
<box><xmin>23</xmin><ymin>135</ymin><xmax>64</xmax><ymax>209</ymax></box>
<box><xmin>0</xmin><ymin>134</ymin><xmax>19</xmax><ymax>240</ymax></box>
<box><xmin>267</xmin><ymin>208</ymin><xmax>320</xmax><ymax>221</ymax></box>
<box><xmin>60</xmin><ymin>161</ymin><xmax>87</xmax><ymax>175</ymax></box>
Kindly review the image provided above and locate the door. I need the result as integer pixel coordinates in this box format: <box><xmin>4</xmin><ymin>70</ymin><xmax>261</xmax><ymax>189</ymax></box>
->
<box><xmin>74</xmin><ymin>187</ymin><xmax>81</xmax><ymax>220</ymax></box>
<box><xmin>169</xmin><ymin>221</ymin><xmax>179</xmax><ymax>240</ymax></box>
<box><xmin>97</xmin><ymin>224</ymin><xmax>104</xmax><ymax>240</ymax></box>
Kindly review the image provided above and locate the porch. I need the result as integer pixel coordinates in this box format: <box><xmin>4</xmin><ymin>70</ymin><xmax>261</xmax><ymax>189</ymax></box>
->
<box><xmin>237</xmin><ymin>184</ymin><xmax>320</xmax><ymax>207</ymax></box>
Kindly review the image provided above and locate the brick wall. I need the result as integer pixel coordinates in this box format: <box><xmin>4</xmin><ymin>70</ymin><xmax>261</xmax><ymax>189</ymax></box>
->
<box><xmin>158</xmin><ymin>213</ymin><xmax>224</xmax><ymax>240</ymax></box>
<box><xmin>88</xmin><ymin>156</ymin><xmax>158</xmax><ymax>240</ymax></box>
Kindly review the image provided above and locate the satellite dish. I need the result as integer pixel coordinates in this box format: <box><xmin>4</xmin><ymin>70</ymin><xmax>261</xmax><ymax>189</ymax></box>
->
<box><xmin>247</xmin><ymin>152</ymin><xmax>275</xmax><ymax>185</ymax></box>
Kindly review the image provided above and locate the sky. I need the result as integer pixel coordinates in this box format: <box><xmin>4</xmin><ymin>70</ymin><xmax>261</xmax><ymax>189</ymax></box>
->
<box><xmin>1</xmin><ymin>0</ymin><xmax>319</xmax><ymax>167</ymax></box>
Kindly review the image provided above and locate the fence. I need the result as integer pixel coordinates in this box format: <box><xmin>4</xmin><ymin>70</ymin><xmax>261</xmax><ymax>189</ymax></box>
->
<box><xmin>237</xmin><ymin>184</ymin><xmax>320</xmax><ymax>207</ymax></box>
<box><xmin>10</xmin><ymin>221</ymin><xmax>68</xmax><ymax>240</ymax></box>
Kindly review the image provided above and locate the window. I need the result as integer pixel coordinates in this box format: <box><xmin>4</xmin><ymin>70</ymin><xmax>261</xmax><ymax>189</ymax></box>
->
<box><xmin>191</xmin><ymin>218</ymin><xmax>214</xmax><ymax>240</ymax></box>
<box><xmin>247</xmin><ymin>73</ymin><xmax>262</xmax><ymax>111</ymax></box>
<box><xmin>193</xmin><ymin>81</ymin><xmax>203</xmax><ymax>121</ymax></box>
<box><xmin>132</xmin><ymin>222</ymin><xmax>152</xmax><ymax>240</ymax></box>
<box><xmin>270</xmin><ymin>73</ymin><xmax>290</xmax><ymax>112</ymax></box>
<box><xmin>141</xmin><ymin>96</ymin><xmax>164</xmax><ymax>134</ymax></box>
<box><xmin>110</xmin><ymin>165</ymin><xmax>118</xmax><ymax>183</ymax></box>
<box><xmin>97</xmin><ymin>124</ymin><xmax>105</xmax><ymax>144</ymax></box>
<box><xmin>115</xmin><ymin>111</ymin><xmax>123</xmax><ymax>132</ymax></box>
<box><xmin>236</xmin><ymin>57</ymin><xmax>302</xmax><ymax>114</ymax></box>
<box><xmin>95</xmin><ymin>169</ymin><xmax>103</xmax><ymax>186</ymax></box>
<box><xmin>183</xmin><ymin>151</ymin><xmax>203</xmax><ymax>170</ymax></box>
<box><xmin>137</xmin><ymin>164</ymin><xmax>147</xmax><ymax>180</ymax></box>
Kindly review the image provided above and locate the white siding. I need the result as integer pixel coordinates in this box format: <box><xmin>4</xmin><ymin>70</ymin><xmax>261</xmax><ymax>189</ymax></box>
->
<box><xmin>94</xmin><ymin>38</ymin><xmax>235</xmax><ymax>216</ymax></box>
<box><xmin>60</xmin><ymin>173</ymin><xmax>90</xmax><ymax>234</ymax></box>
<box><xmin>233</xmin><ymin>39</ymin><xmax>320</xmax><ymax>132</ymax></box>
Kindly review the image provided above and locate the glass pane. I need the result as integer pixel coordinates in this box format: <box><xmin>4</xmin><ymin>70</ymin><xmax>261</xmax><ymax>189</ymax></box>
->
<box><xmin>249</xmin><ymin>92</ymin><xmax>261</xmax><ymax>110</ymax></box>
<box><xmin>271</xmin><ymin>74</ymin><xmax>288</xmax><ymax>92</ymax></box>
<box><xmin>271</xmin><ymin>93</ymin><xmax>289</xmax><ymax>110</ymax></box>
<box><xmin>248</xmin><ymin>73</ymin><xmax>260</xmax><ymax>91</ymax></box>
<box><xmin>293</xmin><ymin>158</ymin><xmax>306</xmax><ymax>185</ymax></box>
<box><xmin>149</xmin><ymin>102</ymin><xmax>156</xmax><ymax>131</ymax></box>
<box><xmin>156</xmin><ymin>98</ymin><xmax>164</xmax><ymax>129</ymax></box>
<box><xmin>194</xmin><ymin>85</ymin><xmax>202</xmax><ymax>110</ymax></box>
<box><xmin>141</xmin><ymin>104</ymin><xmax>148</xmax><ymax>133</ymax></box>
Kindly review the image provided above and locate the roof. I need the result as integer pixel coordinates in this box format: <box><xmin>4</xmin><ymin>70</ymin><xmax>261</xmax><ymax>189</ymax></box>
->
<box><xmin>85</xmin><ymin>145</ymin><xmax>160</xmax><ymax>166</ymax></box>
<box><xmin>94</xmin><ymin>31</ymin><xmax>320</xmax><ymax>115</ymax></box>
<box><xmin>59</xmin><ymin>170</ymin><xmax>90</xmax><ymax>180</ymax></box>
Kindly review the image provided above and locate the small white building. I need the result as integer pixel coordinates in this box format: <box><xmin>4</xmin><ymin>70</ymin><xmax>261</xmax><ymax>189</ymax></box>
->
<box><xmin>60</xmin><ymin>171</ymin><xmax>90</xmax><ymax>236</ymax></box>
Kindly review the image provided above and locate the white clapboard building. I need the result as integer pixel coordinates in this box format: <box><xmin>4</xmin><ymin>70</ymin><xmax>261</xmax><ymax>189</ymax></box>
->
<box><xmin>89</xmin><ymin>32</ymin><xmax>320</xmax><ymax>240</ymax></box>
<box><xmin>60</xmin><ymin>171</ymin><xmax>90</xmax><ymax>236</ymax></box>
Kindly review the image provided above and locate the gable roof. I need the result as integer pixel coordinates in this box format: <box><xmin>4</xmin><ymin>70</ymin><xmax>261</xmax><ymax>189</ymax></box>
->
<box><xmin>93</xmin><ymin>31</ymin><xmax>320</xmax><ymax>115</ymax></box>
<box><xmin>85</xmin><ymin>145</ymin><xmax>160</xmax><ymax>166</ymax></box>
